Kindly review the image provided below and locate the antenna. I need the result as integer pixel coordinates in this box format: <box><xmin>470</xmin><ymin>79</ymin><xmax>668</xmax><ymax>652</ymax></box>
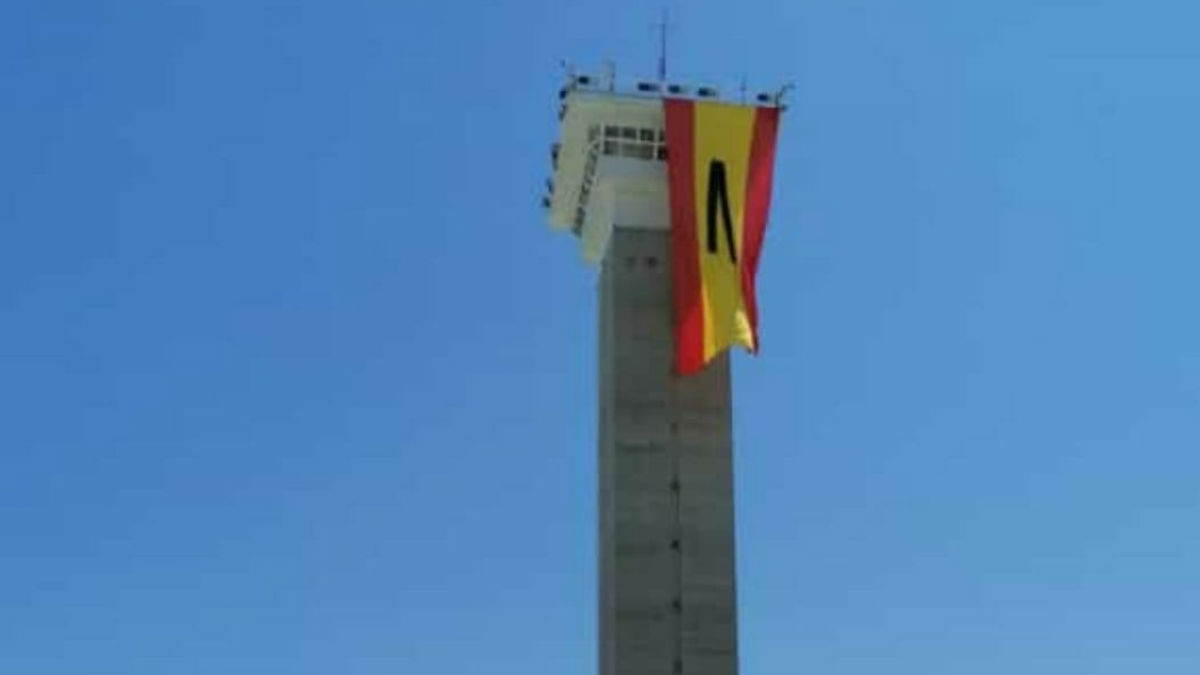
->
<box><xmin>655</xmin><ymin>8</ymin><xmax>670</xmax><ymax>82</ymax></box>
<box><xmin>774</xmin><ymin>82</ymin><xmax>795</xmax><ymax>108</ymax></box>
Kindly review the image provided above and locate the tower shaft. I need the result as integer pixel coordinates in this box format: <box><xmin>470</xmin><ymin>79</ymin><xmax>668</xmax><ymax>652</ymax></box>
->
<box><xmin>597</xmin><ymin>227</ymin><xmax>738</xmax><ymax>675</ymax></box>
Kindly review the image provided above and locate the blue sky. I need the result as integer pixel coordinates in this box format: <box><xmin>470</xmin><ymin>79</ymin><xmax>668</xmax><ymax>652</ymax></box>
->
<box><xmin>3</xmin><ymin>1</ymin><xmax>1200</xmax><ymax>673</ymax></box>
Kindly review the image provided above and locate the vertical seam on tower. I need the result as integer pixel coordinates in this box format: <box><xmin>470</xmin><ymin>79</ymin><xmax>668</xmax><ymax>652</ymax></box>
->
<box><xmin>669</xmin><ymin>368</ymin><xmax>683</xmax><ymax>674</ymax></box>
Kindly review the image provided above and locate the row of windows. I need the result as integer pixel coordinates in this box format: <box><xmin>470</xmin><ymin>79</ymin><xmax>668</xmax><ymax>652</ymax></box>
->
<box><xmin>604</xmin><ymin>125</ymin><xmax>665</xmax><ymax>142</ymax></box>
<box><xmin>588</xmin><ymin>124</ymin><xmax>668</xmax><ymax>162</ymax></box>
<box><xmin>603</xmin><ymin>140</ymin><xmax>668</xmax><ymax>161</ymax></box>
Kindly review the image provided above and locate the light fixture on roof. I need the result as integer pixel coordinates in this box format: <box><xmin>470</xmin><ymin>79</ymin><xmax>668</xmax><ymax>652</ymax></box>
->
<box><xmin>666</xmin><ymin>83</ymin><xmax>688</xmax><ymax>95</ymax></box>
<box><xmin>696</xmin><ymin>86</ymin><xmax>718</xmax><ymax>98</ymax></box>
<box><xmin>637</xmin><ymin>81</ymin><xmax>661</xmax><ymax>93</ymax></box>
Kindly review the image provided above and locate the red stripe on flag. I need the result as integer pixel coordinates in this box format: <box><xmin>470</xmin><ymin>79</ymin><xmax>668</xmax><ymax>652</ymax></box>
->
<box><xmin>664</xmin><ymin>99</ymin><xmax>704</xmax><ymax>375</ymax></box>
<box><xmin>740</xmin><ymin>106</ymin><xmax>781</xmax><ymax>353</ymax></box>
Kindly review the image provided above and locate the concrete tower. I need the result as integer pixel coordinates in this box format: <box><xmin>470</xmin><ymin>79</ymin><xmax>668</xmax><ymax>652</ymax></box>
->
<box><xmin>546</xmin><ymin>74</ymin><xmax>739</xmax><ymax>675</ymax></box>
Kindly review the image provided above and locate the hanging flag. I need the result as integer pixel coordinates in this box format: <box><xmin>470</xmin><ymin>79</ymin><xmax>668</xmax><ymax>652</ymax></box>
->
<box><xmin>664</xmin><ymin>99</ymin><xmax>781</xmax><ymax>375</ymax></box>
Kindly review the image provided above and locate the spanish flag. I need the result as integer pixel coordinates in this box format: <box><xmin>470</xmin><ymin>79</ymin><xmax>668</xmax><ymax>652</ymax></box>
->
<box><xmin>664</xmin><ymin>99</ymin><xmax>781</xmax><ymax>375</ymax></box>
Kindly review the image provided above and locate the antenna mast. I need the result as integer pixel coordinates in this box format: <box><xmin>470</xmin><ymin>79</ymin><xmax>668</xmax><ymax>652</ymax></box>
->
<box><xmin>656</xmin><ymin>8</ymin><xmax>669</xmax><ymax>81</ymax></box>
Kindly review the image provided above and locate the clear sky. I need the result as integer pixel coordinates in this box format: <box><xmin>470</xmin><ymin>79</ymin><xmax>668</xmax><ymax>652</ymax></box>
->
<box><xmin>3</xmin><ymin>1</ymin><xmax>1199</xmax><ymax>673</ymax></box>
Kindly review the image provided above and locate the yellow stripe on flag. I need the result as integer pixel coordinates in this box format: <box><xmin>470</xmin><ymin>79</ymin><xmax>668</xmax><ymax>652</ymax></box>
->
<box><xmin>691</xmin><ymin>103</ymin><xmax>758</xmax><ymax>362</ymax></box>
